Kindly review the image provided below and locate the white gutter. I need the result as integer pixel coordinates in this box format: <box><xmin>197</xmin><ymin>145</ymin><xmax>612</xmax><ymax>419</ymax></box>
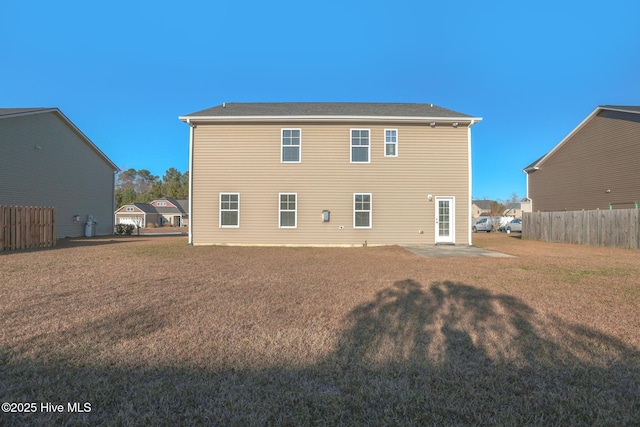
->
<box><xmin>179</xmin><ymin>115</ymin><xmax>483</xmax><ymax>124</ymax></box>
<box><xmin>524</xmin><ymin>171</ymin><xmax>532</xmax><ymax>212</ymax></box>
<box><xmin>187</xmin><ymin>118</ymin><xmax>195</xmax><ymax>245</ymax></box>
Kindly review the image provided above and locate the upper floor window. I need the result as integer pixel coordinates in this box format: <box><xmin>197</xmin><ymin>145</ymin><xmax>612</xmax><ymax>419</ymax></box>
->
<box><xmin>351</xmin><ymin>129</ymin><xmax>370</xmax><ymax>163</ymax></box>
<box><xmin>220</xmin><ymin>193</ymin><xmax>239</xmax><ymax>227</ymax></box>
<box><xmin>156</xmin><ymin>201</ymin><xmax>167</xmax><ymax>206</ymax></box>
<box><xmin>279</xmin><ymin>193</ymin><xmax>297</xmax><ymax>228</ymax></box>
<box><xmin>384</xmin><ymin>129</ymin><xmax>397</xmax><ymax>157</ymax></box>
<box><xmin>126</xmin><ymin>207</ymin><xmax>134</xmax><ymax>212</ymax></box>
<box><xmin>282</xmin><ymin>129</ymin><xmax>301</xmax><ymax>162</ymax></box>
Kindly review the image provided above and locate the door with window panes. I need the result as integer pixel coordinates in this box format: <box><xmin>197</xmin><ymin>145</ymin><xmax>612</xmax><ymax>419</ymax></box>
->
<box><xmin>435</xmin><ymin>197</ymin><xmax>455</xmax><ymax>244</ymax></box>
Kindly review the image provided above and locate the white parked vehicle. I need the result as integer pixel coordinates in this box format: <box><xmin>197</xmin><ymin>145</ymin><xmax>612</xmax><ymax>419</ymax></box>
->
<box><xmin>473</xmin><ymin>217</ymin><xmax>493</xmax><ymax>232</ymax></box>
<box><xmin>506</xmin><ymin>218</ymin><xmax>522</xmax><ymax>233</ymax></box>
<box><xmin>495</xmin><ymin>216</ymin><xmax>515</xmax><ymax>231</ymax></box>
<box><xmin>473</xmin><ymin>216</ymin><xmax>514</xmax><ymax>232</ymax></box>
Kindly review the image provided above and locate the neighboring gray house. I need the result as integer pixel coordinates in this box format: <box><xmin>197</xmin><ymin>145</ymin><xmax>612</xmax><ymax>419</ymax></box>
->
<box><xmin>524</xmin><ymin>105</ymin><xmax>640</xmax><ymax>212</ymax></box>
<box><xmin>0</xmin><ymin>108</ymin><xmax>118</xmax><ymax>238</ymax></box>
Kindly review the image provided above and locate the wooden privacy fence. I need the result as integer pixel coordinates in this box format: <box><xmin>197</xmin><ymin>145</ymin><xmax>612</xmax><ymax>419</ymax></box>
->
<box><xmin>523</xmin><ymin>209</ymin><xmax>640</xmax><ymax>249</ymax></box>
<box><xmin>0</xmin><ymin>206</ymin><xmax>56</xmax><ymax>251</ymax></box>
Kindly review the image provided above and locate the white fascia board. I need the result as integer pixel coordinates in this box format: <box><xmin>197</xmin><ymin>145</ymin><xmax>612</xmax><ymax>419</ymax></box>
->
<box><xmin>1</xmin><ymin>108</ymin><xmax>120</xmax><ymax>171</ymax></box>
<box><xmin>0</xmin><ymin>108</ymin><xmax>58</xmax><ymax>120</ymax></box>
<box><xmin>530</xmin><ymin>106</ymin><xmax>602</xmax><ymax>171</ymax></box>
<box><xmin>180</xmin><ymin>115</ymin><xmax>483</xmax><ymax>124</ymax></box>
<box><xmin>599</xmin><ymin>106</ymin><xmax>640</xmax><ymax>115</ymax></box>
<box><xmin>52</xmin><ymin>109</ymin><xmax>120</xmax><ymax>172</ymax></box>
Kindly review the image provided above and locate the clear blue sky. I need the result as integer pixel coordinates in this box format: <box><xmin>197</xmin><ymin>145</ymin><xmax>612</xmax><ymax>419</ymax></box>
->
<box><xmin>2</xmin><ymin>0</ymin><xmax>639</xmax><ymax>201</ymax></box>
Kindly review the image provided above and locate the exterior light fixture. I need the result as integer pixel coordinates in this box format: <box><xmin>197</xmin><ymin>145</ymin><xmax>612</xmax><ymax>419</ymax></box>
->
<box><xmin>452</xmin><ymin>122</ymin><xmax>459</xmax><ymax>128</ymax></box>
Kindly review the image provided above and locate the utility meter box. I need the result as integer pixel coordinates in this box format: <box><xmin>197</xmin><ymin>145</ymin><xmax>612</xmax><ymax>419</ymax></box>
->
<box><xmin>322</xmin><ymin>210</ymin><xmax>330</xmax><ymax>222</ymax></box>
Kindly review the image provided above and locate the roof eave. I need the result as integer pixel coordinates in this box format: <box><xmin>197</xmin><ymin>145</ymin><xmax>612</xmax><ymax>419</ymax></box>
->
<box><xmin>526</xmin><ymin>106</ymin><xmax>603</xmax><ymax>171</ymax></box>
<box><xmin>2</xmin><ymin>108</ymin><xmax>120</xmax><ymax>172</ymax></box>
<box><xmin>179</xmin><ymin>115</ymin><xmax>483</xmax><ymax>124</ymax></box>
<box><xmin>599</xmin><ymin>105</ymin><xmax>640</xmax><ymax>115</ymax></box>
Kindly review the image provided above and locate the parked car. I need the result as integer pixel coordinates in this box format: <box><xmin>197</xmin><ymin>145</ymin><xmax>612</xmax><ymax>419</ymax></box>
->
<box><xmin>473</xmin><ymin>216</ymin><xmax>515</xmax><ymax>232</ymax></box>
<box><xmin>506</xmin><ymin>218</ymin><xmax>522</xmax><ymax>233</ymax></box>
<box><xmin>473</xmin><ymin>217</ymin><xmax>493</xmax><ymax>232</ymax></box>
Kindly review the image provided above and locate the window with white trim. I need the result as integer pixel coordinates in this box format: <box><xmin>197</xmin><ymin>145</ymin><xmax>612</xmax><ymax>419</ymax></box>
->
<box><xmin>279</xmin><ymin>193</ymin><xmax>297</xmax><ymax>228</ymax></box>
<box><xmin>126</xmin><ymin>207</ymin><xmax>134</xmax><ymax>212</ymax></box>
<box><xmin>351</xmin><ymin>129</ymin><xmax>370</xmax><ymax>163</ymax></box>
<box><xmin>220</xmin><ymin>193</ymin><xmax>239</xmax><ymax>227</ymax></box>
<box><xmin>354</xmin><ymin>193</ymin><xmax>372</xmax><ymax>228</ymax></box>
<box><xmin>282</xmin><ymin>129</ymin><xmax>301</xmax><ymax>162</ymax></box>
<box><xmin>384</xmin><ymin>129</ymin><xmax>397</xmax><ymax>157</ymax></box>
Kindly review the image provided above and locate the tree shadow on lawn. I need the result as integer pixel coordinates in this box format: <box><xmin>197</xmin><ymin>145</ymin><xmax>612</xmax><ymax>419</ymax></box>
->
<box><xmin>2</xmin><ymin>280</ymin><xmax>639</xmax><ymax>425</ymax></box>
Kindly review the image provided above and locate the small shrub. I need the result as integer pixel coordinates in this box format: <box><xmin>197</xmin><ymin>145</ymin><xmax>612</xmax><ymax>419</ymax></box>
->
<box><xmin>115</xmin><ymin>224</ymin><xmax>135</xmax><ymax>235</ymax></box>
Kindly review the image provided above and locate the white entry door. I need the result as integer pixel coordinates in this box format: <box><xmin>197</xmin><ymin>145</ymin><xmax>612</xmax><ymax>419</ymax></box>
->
<box><xmin>435</xmin><ymin>197</ymin><xmax>455</xmax><ymax>244</ymax></box>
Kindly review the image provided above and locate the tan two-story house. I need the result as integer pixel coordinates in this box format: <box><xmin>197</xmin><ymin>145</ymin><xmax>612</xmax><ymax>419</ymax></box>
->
<box><xmin>180</xmin><ymin>103</ymin><xmax>481</xmax><ymax>246</ymax></box>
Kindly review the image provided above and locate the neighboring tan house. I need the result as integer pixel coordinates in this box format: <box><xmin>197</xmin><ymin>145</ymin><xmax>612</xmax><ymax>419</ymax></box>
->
<box><xmin>114</xmin><ymin>203</ymin><xmax>161</xmax><ymax>228</ymax></box>
<box><xmin>472</xmin><ymin>200</ymin><xmax>493</xmax><ymax>218</ymax></box>
<box><xmin>502</xmin><ymin>201</ymin><xmax>531</xmax><ymax>218</ymax></box>
<box><xmin>149</xmin><ymin>197</ymin><xmax>189</xmax><ymax>226</ymax></box>
<box><xmin>0</xmin><ymin>108</ymin><xmax>118</xmax><ymax>238</ymax></box>
<box><xmin>524</xmin><ymin>105</ymin><xmax>640</xmax><ymax>212</ymax></box>
<box><xmin>180</xmin><ymin>102</ymin><xmax>481</xmax><ymax>246</ymax></box>
<box><xmin>114</xmin><ymin>198</ymin><xmax>188</xmax><ymax>228</ymax></box>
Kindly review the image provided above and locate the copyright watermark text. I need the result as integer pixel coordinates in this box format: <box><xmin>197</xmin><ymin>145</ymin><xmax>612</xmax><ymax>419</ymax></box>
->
<box><xmin>2</xmin><ymin>402</ymin><xmax>91</xmax><ymax>414</ymax></box>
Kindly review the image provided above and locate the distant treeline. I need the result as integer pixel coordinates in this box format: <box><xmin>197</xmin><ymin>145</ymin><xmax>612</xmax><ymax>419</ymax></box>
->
<box><xmin>115</xmin><ymin>168</ymin><xmax>188</xmax><ymax>208</ymax></box>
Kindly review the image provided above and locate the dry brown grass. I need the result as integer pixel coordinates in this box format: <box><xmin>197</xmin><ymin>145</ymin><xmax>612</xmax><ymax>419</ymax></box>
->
<box><xmin>1</xmin><ymin>234</ymin><xmax>639</xmax><ymax>425</ymax></box>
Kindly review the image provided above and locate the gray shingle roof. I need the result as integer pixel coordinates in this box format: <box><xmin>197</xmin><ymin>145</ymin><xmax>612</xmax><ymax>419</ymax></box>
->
<box><xmin>599</xmin><ymin>105</ymin><xmax>640</xmax><ymax>114</ymax></box>
<box><xmin>472</xmin><ymin>200</ymin><xmax>494</xmax><ymax>210</ymax></box>
<box><xmin>0</xmin><ymin>108</ymin><xmax>52</xmax><ymax>117</ymax></box>
<box><xmin>183</xmin><ymin>102</ymin><xmax>477</xmax><ymax>119</ymax></box>
<box><xmin>133</xmin><ymin>203</ymin><xmax>158</xmax><ymax>213</ymax></box>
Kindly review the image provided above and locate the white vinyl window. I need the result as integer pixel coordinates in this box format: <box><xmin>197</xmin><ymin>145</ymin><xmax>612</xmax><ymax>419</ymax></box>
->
<box><xmin>350</xmin><ymin>129</ymin><xmax>370</xmax><ymax>163</ymax></box>
<box><xmin>126</xmin><ymin>207</ymin><xmax>134</xmax><ymax>212</ymax></box>
<box><xmin>384</xmin><ymin>129</ymin><xmax>397</xmax><ymax>157</ymax></box>
<box><xmin>220</xmin><ymin>193</ymin><xmax>239</xmax><ymax>227</ymax></box>
<box><xmin>282</xmin><ymin>129</ymin><xmax>301</xmax><ymax>162</ymax></box>
<box><xmin>279</xmin><ymin>193</ymin><xmax>297</xmax><ymax>228</ymax></box>
<box><xmin>354</xmin><ymin>193</ymin><xmax>372</xmax><ymax>228</ymax></box>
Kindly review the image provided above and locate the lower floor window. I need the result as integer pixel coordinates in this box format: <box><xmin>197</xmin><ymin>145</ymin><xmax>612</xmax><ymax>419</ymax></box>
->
<box><xmin>354</xmin><ymin>193</ymin><xmax>372</xmax><ymax>228</ymax></box>
<box><xmin>220</xmin><ymin>193</ymin><xmax>239</xmax><ymax>227</ymax></box>
<box><xmin>279</xmin><ymin>193</ymin><xmax>297</xmax><ymax>228</ymax></box>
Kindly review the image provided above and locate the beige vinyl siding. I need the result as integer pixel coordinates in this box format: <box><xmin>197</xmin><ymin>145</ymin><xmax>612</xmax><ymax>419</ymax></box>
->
<box><xmin>192</xmin><ymin>121</ymin><xmax>470</xmax><ymax>245</ymax></box>
<box><xmin>529</xmin><ymin>110</ymin><xmax>640</xmax><ymax>212</ymax></box>
<box><xmin>0</xmin><ymin>111</ymin><xmax>116</xmax><ymax>237</ymax></box>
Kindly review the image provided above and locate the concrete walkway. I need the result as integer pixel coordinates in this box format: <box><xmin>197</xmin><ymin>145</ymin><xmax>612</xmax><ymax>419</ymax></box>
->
<box><xmin>403</xmin><ymin>245</ymin><xmax>514</xmax><ymax>258</ymax></box>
